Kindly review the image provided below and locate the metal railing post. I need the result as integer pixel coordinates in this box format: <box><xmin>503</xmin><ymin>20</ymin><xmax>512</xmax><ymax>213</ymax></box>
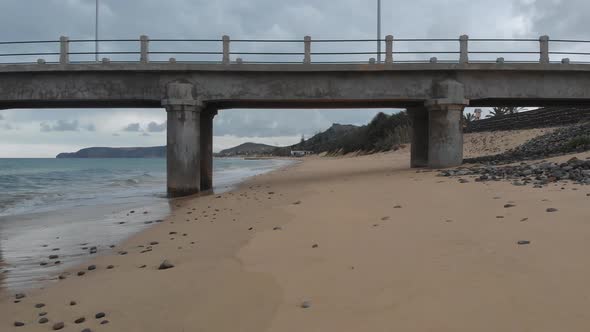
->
<box><xmin>222</xmin><ymin>35</ymin><xmax>230</xmax><ymax>64</ymax></box>
<box><xmin>140</xmin><ymin>35</ymin><xmax>149</xmax><ymax>63</ymax></box>
<box><xmin>385</xmin><ymin>35</ymin><xmax>393</xmax><ymax>64</ymax></box>
<box><xmin>59</xmin><ymin>36</ymin><xmax>69</xmax><ymax>64</ymax></box>
<box><xmin>304</xmin><ymin>36</ymin><xmax>311</xmax><ymax>64</ymax></box>
<box><xmin>459</xmin><ymin>35</ymin><xmax>469</xmax><ymax>64</ymax></box>
<box><xmin>539</xmin><ymin>35</ymin><xmax>549</xmax><ymax>64</ymax></box>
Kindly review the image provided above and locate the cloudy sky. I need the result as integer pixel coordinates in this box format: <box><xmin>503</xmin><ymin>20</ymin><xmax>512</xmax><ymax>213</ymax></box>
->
<box><xmin>0</xmin><ymin>0</ymin><xmax>583</xmax><ymax>157</ymax></box>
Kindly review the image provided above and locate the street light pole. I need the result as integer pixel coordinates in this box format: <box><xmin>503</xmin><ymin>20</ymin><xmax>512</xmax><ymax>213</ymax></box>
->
<box><xmin>95</xmin><ymin>0</ymin><xmax>99</xmax><ymax>62</ymax></box>
<box><xmin>377</xmin><ymin>0</ymin><xmax>381</xmax><ymax>63</ymax></box>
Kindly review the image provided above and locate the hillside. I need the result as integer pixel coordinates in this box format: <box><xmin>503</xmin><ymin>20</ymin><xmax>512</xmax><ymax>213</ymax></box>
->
<box><xmin>216</xmin><ymin>142</ymin><xmax>278</xmax><ymax>157</ymax></box>
<box><xmin>274</xmin><ymin>113</ymin><xmax>412</xmax><ymax>156</ymax></box>
<box><xmin>56</xmin><ymin>146</ymin><xmax>165</xmax><ymax>158</ymax></box>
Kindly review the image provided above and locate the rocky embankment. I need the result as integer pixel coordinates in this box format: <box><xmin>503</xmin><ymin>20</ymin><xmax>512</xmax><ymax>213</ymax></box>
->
<box><xmin>440</xmin><ymin>156</ymin><xmax>590</xmax><ymax>187</ymax></box>
<box><xmin>440</xmin><ymin>122</ymin><xmax>590</xmax><ymax>187</ymax></box>
<box><xmin>465</xmin><ymin>122</ymin><xmax>590</xmax><ymax>165</ymax></box>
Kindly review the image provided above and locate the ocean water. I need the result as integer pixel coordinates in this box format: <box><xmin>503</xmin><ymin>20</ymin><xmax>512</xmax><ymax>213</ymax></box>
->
<box><xmin>0</xmin><ymin>157</ymin><xmax>292</xmax><ymax>292</ymax></box>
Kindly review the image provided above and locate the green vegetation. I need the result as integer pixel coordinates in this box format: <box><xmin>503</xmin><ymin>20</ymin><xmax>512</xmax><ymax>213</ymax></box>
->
<box><xmin>565</xmin><ymin>135</ymin><xmax>590</xmax><ymax>150</ymax></box>
<box><xmin>274</xmin><ymin>111</ymin><xmax>412</xmax><ymax>156</ymax></box>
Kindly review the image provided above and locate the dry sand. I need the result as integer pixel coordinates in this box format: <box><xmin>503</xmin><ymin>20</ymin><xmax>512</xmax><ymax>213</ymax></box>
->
<box><xmin>1</xmin><ymin>149</ymin><xmax>590</xmax><ymax>332</ymax></box>
<box><xmin>463</xmin><ymin>127</ymin><xmax>560</xmax><ymax>158</ymax></box>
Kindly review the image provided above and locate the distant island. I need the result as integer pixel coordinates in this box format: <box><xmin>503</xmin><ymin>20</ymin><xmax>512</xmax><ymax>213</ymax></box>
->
<box><xmin>215</xmin><ymin>142</ymin><xmax>279</xmax><ymax>157</ymax></box>
<box><xmin>56</xmin><ymin>146</ymin><xmax>166</xmax><ymax>158</ymax></box>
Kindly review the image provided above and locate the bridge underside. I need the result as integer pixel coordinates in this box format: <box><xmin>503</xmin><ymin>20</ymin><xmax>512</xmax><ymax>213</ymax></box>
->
<box><xmin>2</xmin><ymin>63</ymin><xmax>590</xmax><ymax>195</ymax></box>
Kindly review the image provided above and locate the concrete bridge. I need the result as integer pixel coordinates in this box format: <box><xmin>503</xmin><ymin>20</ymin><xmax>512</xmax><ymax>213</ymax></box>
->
<box><xmin>2</xmin><ymin>35</ymin><xmax>590</xmax><ymax>196</ymax></box>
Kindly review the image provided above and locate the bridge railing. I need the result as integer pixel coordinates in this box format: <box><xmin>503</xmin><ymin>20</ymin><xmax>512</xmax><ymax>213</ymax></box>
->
<box><xmin>1</xmin><ymin>35</ymin><xmax>590</xmax><ymax>65</ymax></box>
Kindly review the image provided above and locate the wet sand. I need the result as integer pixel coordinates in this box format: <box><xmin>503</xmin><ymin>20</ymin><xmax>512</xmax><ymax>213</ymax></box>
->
<box><xmin>1</xmin><ymin>149</ymin><xmax>590</xmax><ymax>331</ymax></box>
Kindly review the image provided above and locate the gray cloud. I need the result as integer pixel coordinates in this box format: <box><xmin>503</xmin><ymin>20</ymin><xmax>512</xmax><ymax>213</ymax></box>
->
<box><xmin>147</xmin><ymin>121</ymin><xmax>166</xmax><ymax>132</ymax></box>
<box><xmin>85</xmin><ymin>123</ymin><xmax>96</xmax><ymax>131</ymax></box>
<box><xmin>40</xmin><ymin>120</ymin><xmax>79</xmax><ymax>132</ymax></box>
<box><xmin>0</xmin><ymin>114</ymin><xmax>4</xmax><ymax>120</ymax></box>
<box><xmin>123</xmin><ymin>123</ymin><xmax>141</xmax><ymax>132</ymax></box>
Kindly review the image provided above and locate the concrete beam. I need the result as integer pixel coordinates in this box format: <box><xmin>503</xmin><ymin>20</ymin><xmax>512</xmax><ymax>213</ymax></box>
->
<box><xmin>59</xmin><ymin>36</ymin><xmax>69</xmax><ymax>65</ymax></box>
<box><xmin>459</xmin><ymin>35</ymin><xmax>469</xmax><ymax>64</ymax></box>
<box><xmin>200</xmin><ymin>108</ymin><xmax>217</xmax><ymax>191</ymax></box>
<box><xmin>222</xmin><ymin>35</ymin><xmax>230</xmax><ymax>65</ymax></box>
<box><xmin>162</xmin><ymin>83</ymin><xmax>201</xmax><ymax>197</ymax></box>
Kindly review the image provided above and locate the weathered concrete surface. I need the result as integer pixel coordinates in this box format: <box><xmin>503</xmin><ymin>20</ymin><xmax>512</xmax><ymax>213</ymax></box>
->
<box><xmin>163</xmin><ymin>83</ymin><xmax>202</xmax><ymax>197</ymax></box>
<box><xmin>427</xmin><ymin>105</ymin><xmax>465</xmax><ymax>168</ymax></box>
<box><xmin>3</xmin><ymin>63</ymin><xmax>590</xmax><ymax>109</ymax></box>
<box><xmin>408</xmin><ymin>107</ymin><xmax>429</xmax><ymax>168</ymax></box>
<box><xmin>200</xmin><ymin>109</ymin><xmax>217</xmax><ymax>191</ymax></box>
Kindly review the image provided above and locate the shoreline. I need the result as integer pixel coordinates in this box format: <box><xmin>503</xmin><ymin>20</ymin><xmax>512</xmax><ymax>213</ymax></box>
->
<box><xmin>1</xmin><ymin>150</ymin><xmax>589</xmax><ymax>331</ymax></box>
<box><xmin>0</xmin><ymin>157</ymin><xmax>295</xmax><ymax>295</ymax></box>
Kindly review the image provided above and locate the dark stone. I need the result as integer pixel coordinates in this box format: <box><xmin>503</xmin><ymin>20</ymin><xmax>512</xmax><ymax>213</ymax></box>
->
<box><xmin>158</xmin><ymin>260</ymin><xmax>174</xmax><ymax>270</ymax></box>
<box><xmin>35</xmin><ymin>303</ymin><xmax>45</xmax><ymax>308</ymax></box>
<box><xmin>39</xmin><ymin>312</ymin><xmax>48</xmax><ymax>316</ymax></box>
<box><xmin>394</xmin><ymin>205</ymin><xmax>402</xmax><ymax>208</ymax></box>
<box><xmin>546</xmin><ymin>208</ymin><xmax>558</xmax><ymax>212</ymax></box>
<box><xmin>39</xmin><ymin>317</ymin><xmax>49</xmax><ymax>324</ymax></box>
<box><xmin>312</xmin><ymin>244</ymin><xmax>319</xmax><ymax>248</ymax></box>
<box><xmin>95</xmin><ymin>312</ymin><xmax>106</xmax><ymax>319</ymax></box>
<box><xmin>100</xmin><ymin>320</ymin><xmax>109</xmax><ymax>325</ymax></box>
<box><xmin>49</xmin><ymin>255</ymin><xmax>59</xmax><ymax>259</ymax></box>
<box><xmin>15</xmin><ymin>293</ymin><xmax>25</xmax><ymax>299</ymax></box>
<box><xmin>273</xmin><ymin>226</ymin><xmax>282</xmax><ymax>230</ymax></box>
<box><xmin>52</xmin><ymin>322</ymin><xmax>65</xmax><ymax>330</ymax></box>
<box><xmin>301</xmin><ymin>301</ymin><xmax>311</xmax><ymax>308</ymax></box>
<box><xmin>14</xmin><ymin>321</ymin><xmax>25</xmax><ymax>327</ymax></box>
<box><xmin>139</xmin><ymin>265</ymin><xmax>146</xmax><ymax>268</ymax></box>
<box><xmin>106</xmin><ymin>265</ymin><xmax>114</xmax><ymax>269</ymax></box>
<box><xmin>504</xmin><ymin>204</ymin><xmax>516</xmax><ymax>208</ymax></box>
<box><xmin>118</xmin><ymin>251</ymin><xmax>127</xmax><ymax>255</ymax></box>
<box><xmin>77</xmin><ymin>271</ymin><xmax>86</xmax><ymax>276</ymax></box>
<box><xmin>74</xmin><ymin>317</ymin><xmax>85</xmax><ymax>324</ymax></box>
<box><xmin>150</xmin><ymin>241</ymin><xmax>159</xmax><ymax>245</ymax></box>
<box><xmin>70</xmin><ymin>301</ymin><xmax>77</xmax><ymax>306</ymax></box>
<box><xmin>88</xmin><ymin>265</ymin><xmax>96</xmax><ymax>271</ymax></box>
<box><xmin>517</xmin><ymin>240</ymin><xmax>531</xmax><ymax>245</ymax></box>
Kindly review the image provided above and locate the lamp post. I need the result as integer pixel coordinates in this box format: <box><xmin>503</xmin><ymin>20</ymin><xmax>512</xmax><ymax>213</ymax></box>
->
<box><xmin>377</xmin><ymin>0</ymin><xmax>381</xmax><ymax>63</ymax></box>
<box><xmin>95</xmin><ymin>0</ymin><xmax>99</xmax><ymax>62</ymax></box>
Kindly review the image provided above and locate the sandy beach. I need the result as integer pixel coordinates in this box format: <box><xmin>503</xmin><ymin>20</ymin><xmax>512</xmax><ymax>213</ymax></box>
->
<box><xmin>1</xmin><ymin>146</ymin><xmax>590</xmax><ymax>331</ymax></box>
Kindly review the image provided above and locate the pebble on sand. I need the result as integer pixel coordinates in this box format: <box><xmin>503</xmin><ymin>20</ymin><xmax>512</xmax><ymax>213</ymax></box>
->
<box><xmin>517</xmin><ymin>240</ymin><xmax>531</xmax><ymax>245</ymax></box>
<box><xmin>300</xmin><ymin>301</ymin><xmax>311</xmax><ymax>308</ymax></box>
<box><xmin>52</xmin><ymin>322</ymin><xmax>65</xmax><ymax>330</ymax></box>
<box><xmin>70</xmin><ymin>301</ymin><xmax>77</xmax><ymax>306</ymax></box>
<box><xmin>35</xmin><ymin>303</ymin><xmax>45</xmax><ymax>308</ymax></box>
<box><xmin>504</xmin><ymin>204</ymin><xmax>516</xmax><ymax>208</ymax></box>
<box><xmin>546</xmin><ymin>208</ymin><xmax>558</xmax><ymax>212</ymax></box>
<box><xmin>158</xmin><ymin>260</ymin><xmax>174</xmax><ymax>270</ymax></box>
<box><xmin>15</xmin><ymin>293</ymin><xmax>26</xmax><ymax>299</ymax></box>
<box><xmin>106</xmin><ymin>265</ymin><xmax>114</xmax><ymax>269</ymax></box>
<box><xmin>95</xmin><ymin>312</ymin><xmax>106</xmax><ymax>319</ymax></box>
<box><xmin>100</xmin><ymin>320</ymin><xmax>109</xmax><ymax>325</ymax></box>
<box><xmin>14</xmin><ymin>321</ymin><xmax>25</xmax><ymax>327</ymax></box>
<box><xmin>38</xmin><ymin>317</ymin><xmax>49</xmax><ymax>324</ymax></box>
<box><xmin>88</xmin><ymin>265</ymin><xmax>96</xmax><ymax>271</ymax></box>
<box><xmin>81</xmin><ymin>329</ymin><xmax>92</xmax><ymax>332</ymax></box>
<box><xmin>74</xmin><ymin>317</ymin><xmax>86</xmax><ymax>324</ymax></box>
<box><xmin>77</xmin><ymin>271</ymin><xmax>86</xmax><ymax>276</ymax></box>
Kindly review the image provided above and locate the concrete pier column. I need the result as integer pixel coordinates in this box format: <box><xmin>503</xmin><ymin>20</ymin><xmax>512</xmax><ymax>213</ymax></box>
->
<box><xmin>200</xmin><ymin>108</ymin><xmax>217</xmax><ymax>191</ymax></box>
<box><xmin>408</xmin><ymin>106</ymin><xmax>429</xmax><ymax>168</ymax></box>
<box><xmin>162</xmin><ymin>83</ymin><xmax>202</xmax><ymax>197</ymax></box>
<box><xmin>426</xmin><ymin>104</ymin><xmax>465</xmax><ymax>168</ymax></box>
<box><xmin>425</xmin><ymin>79</ymin><xmax>469</xmax><ymax>168</ymax></box>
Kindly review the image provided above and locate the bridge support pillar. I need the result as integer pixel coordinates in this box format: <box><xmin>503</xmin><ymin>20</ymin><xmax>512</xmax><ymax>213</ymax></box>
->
<box><xmin>426</xmin><ymin>104</ymin><xmax>465</xmax><ymax>168</ymax></box>
<box><xmin>162</xmin><ymin>83</ymin><xmax>202</xmax><ymax>197</ymax></box>
<box><xmin>200</xmin><ymin>108</ymin><xmax>217</xmax><ymax>191</ymax></box>
<box><xmin>408</xmin><ymin>106</ymin><xmax>429</xmax><ymax>168</ymax></box>
<box><xmin>425</xmin><ymin>79</ymin><xmax>469</xmax><ymax>168</ymax></box>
